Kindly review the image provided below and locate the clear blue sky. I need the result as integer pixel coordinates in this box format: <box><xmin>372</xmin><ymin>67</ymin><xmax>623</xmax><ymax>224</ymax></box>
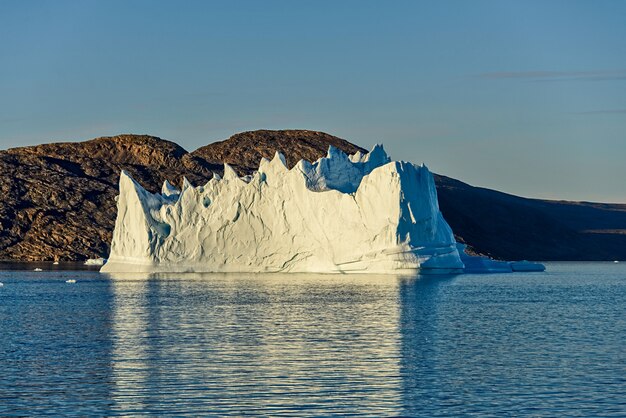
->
<box><xmin>1</xmin><ymin>0</ymin><xmax>625</xmax><ymax>202</ymax></box>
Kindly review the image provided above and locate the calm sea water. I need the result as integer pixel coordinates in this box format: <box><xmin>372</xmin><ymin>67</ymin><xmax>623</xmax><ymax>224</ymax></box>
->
<box><xmin>0</xmin><ymin>263</ymin><xmax>625</xmax><ymax>416</ymax></box>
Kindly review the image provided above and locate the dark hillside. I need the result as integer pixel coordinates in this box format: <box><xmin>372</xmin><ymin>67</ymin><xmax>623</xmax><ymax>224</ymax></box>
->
<box><xmin>1</xmin><ymin>130</ymin><xmax>624</xmax><ymax>261</ymax></box>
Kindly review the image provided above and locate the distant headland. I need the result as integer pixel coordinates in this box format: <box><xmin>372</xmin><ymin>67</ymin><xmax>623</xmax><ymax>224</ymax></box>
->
<box><xmin>1</xmin><ymin>129</ymin><xmax>625</xmax><ymax>262</ymax></box>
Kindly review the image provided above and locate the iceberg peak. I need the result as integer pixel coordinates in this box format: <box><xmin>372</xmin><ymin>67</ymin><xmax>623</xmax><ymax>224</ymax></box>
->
<box><xmin>223</xmin><ymin>163</ymin><xmax>239</xmax><ymax>180</ymax></box>
<box><xmin>272</xmin><ymin>151</ymin><xmax>287</xmax><ymax>167</ymax></box>
<box><xmin>365</xmin><ymin>144</ymin><xmax>390</xmax><ymax>166</ymax></box>
<box><xmin>162</xmin><ymin>180</ymin><xmax>180</xmax><ymax>197</ymax></box>
<box><xmin>326</xmin><ymin>145</ymin><xmax>346</xmax><ymax>159</ymax></box>
<box><xmin>181</xmin><ymin>177</ymin><xmax>192</xmax><ymax>190</ymax></box>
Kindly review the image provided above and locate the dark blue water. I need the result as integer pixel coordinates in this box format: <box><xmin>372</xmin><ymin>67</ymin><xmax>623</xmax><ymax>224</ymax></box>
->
<box><xmin>1</xmin><ymin>263</ymin><xmax>625</xmax><ymax>416</ymax></box>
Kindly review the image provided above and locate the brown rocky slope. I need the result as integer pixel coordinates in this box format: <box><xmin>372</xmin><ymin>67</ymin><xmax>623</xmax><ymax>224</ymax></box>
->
<box><xmin>1</xmin><ymin>129</ymin><xmax>625</xmax><ymax>261</ymax></box>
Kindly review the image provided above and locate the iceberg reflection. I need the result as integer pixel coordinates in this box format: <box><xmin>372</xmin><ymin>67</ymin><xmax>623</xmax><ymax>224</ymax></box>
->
<box><xmin>107</xmin><ymin>272</ymin><xmax>444</xmax><ymax>415</ymax></box>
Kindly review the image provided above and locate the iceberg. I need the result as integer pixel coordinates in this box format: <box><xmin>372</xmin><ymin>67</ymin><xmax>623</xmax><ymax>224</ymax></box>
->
<box><xmin>101</xmin><ymin>144</ymin><xmax>545</xmax><ymax>275</ymax></box>
<box><xmin>85</xmin><ymin>257</ymin><xmax>107</xmax><ymax>266</ymax></box>
<box><xmin>101</xmin><ymin>145</ymin><xmax>466</xmax><ymax>274</ymax></box>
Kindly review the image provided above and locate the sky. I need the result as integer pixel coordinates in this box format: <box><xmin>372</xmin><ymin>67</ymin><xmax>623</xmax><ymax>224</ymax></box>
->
<box><xmin>1</xmin><ymin>0</ymin><xmax>625</xmax><ymax>203</ymax></box>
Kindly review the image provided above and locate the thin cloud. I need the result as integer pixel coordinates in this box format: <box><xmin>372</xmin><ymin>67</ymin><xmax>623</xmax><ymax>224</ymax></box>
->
<box><xmin>477</xmin><ymin>70</ymin><xmax>626</xmax><ymax>82</ymax></box>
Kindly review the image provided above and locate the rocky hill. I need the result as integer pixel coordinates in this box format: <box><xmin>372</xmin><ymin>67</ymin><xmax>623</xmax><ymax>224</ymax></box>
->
<box><xmin>1</xmin><ymin>129</ymin><xmax>625</xmax><ymax>261</ymax></box>
<box><xmin>0</xmin><ymin>135</ymin><xmax>211</xmax><ymax>261</ymax></box>
<box><xmin>192</xmin><ymin>130</ymin><xmax>367</xmax><ymax>174</ymax></box>
<box><xmin>435</xmin><ymin>175</ymin><xmax>626</xmax><ymax>260</ymax></box>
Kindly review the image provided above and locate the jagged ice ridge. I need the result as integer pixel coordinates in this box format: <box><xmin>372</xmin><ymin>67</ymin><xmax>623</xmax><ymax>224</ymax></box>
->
<box><xmin>101</xmin><ymin>145</ymin><xmax>543</xmax><ymax>274</ymax></box>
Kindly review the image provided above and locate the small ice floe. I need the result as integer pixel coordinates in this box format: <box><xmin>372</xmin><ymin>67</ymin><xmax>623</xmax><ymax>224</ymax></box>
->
<box><xmin>614</xmin><ymin>260</ymin><xmax>620</xmax><ymax>263</ymax></box>
<box><xmin>33</xmin><ymin>268</ymin><xmax>43</xmax><ymax>272</ymax></box>
<box><xmin>457</xmin><ymin>244</ymin><xmax>546</xmax><ymax>273</ymax></box>
<box><xmin>84</xmin><ymin>258</ymin><xmax>106</xmax><ymax>266</ymax></box>
<box><xmin>0</xmin><ymin>282</ymin><xmax>4</xmax><ymax>287</ymax></box>
<box><xmin>66</xmin><ymin>279</ymin><xmax>76</xmax><ymax>284</ymax></box>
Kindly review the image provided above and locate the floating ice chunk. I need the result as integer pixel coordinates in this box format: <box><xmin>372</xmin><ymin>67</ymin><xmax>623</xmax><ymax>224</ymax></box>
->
<box><xmin>66</xmin><ymin>279</ymin><xmax>76</xmax><ymax>283</ymax></box>
<box><xmin>34</xmin><ymin>268</ymin><xmax>43</xmax><ymax>272</ymax></box>
<box><xmin>84</xmin><ymin>258</ymin><xmax>106</xmax><ymax>266</ymax></box>
<box><xmin>457</xmin><ymin>244</ymin><xmax>545</xmax><ymax>273</ymax></box>
<box><xmin>457</xmin><ymin>245</ymin><xmax>511</xmax><ymax>273</ymax></box>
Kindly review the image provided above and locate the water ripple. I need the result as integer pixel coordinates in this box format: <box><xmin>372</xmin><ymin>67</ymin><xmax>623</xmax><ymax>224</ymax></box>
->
<box><xmin>0</xmin><ymin>264</ymin><xmax>625</xmax><ymax>416</ymax></box>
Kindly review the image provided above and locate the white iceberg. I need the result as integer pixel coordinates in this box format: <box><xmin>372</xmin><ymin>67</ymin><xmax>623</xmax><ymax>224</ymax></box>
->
<box><xmin>101</xmin><ymin>145</ymin><xmax>466</xmax><ymax>274</ymax></box>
